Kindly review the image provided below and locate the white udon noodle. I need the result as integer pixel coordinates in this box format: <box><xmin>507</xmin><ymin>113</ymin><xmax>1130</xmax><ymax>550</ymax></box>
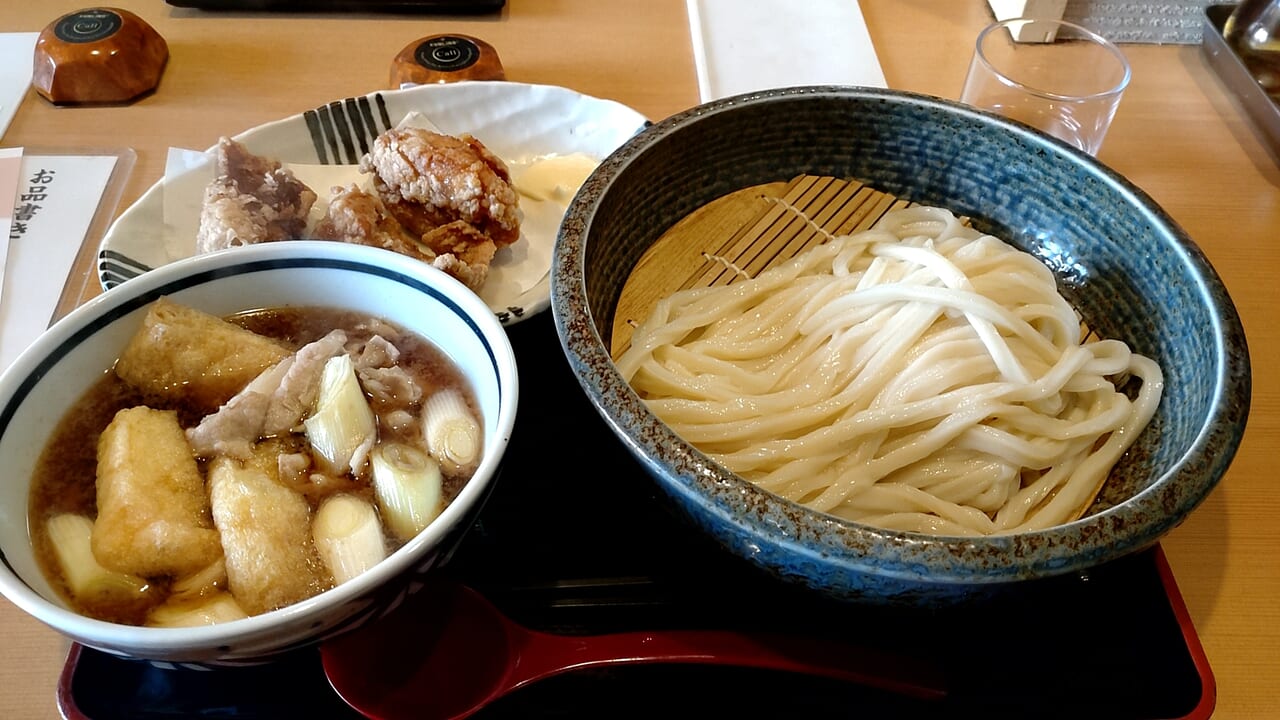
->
<box><xmin>616</xmin><ymin>205</ymin><xmax>1164</xmax><ymax>536</ymax></box>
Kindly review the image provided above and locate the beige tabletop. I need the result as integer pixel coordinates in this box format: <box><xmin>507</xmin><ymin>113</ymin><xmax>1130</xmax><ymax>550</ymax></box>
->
<box><xmin>1</xmin><ymin>1</ymin><xmax>1277</xmax><ymax>717</ymax></box>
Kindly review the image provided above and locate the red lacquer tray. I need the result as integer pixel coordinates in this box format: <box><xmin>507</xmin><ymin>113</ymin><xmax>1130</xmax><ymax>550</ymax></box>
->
<box><xmin>57</xmin><ymin>311</ymin><xmax>1216</xmax><ymax>720</ymax></box>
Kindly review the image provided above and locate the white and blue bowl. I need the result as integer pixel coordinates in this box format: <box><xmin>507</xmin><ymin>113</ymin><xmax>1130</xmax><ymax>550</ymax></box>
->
<box><xmin>552</xmin><ymin>86</ymin><xmax>1251</xmax><ymax>605</ymax></box>
<box><xmin>0</xmin><ymin>241</ymin><xmax>519</xmax><ymax>664</ymax></box>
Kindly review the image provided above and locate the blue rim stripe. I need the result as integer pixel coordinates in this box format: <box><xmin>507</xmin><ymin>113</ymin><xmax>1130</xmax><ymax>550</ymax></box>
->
<box><xmin>1</xmin><ymin>255</ymin><xmax>506</xmax><ymax>453</ymax></box>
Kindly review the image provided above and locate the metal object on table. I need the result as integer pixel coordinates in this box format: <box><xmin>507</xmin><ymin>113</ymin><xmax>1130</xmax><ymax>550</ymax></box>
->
<box><xmin>1223</xmin><ymin>0</ymin><xmax>1280</xmax><ymax>98</ymax></box>
<box><xmin>1203</xmin><ymin>4</ymin><xmax>1280</xmax><ymax>161</ymax></box>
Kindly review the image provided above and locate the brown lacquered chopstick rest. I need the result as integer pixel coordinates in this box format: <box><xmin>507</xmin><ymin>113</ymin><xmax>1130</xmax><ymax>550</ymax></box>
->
<box><xmin>389</xmin><ymin>34</ymin><xmax>506</xmax><ymax>87</ymax></box>
<box><xmin>32</xmin><ymin>7</ymin><xmax>168</xmax><ymax>105</ymax></box>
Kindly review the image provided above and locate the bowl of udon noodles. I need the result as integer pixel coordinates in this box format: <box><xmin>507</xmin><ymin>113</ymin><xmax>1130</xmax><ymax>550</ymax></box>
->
<box><xmin>551</xmin><ymin>85</ymin><xmax>1251</xmax><ymax>605</ymax></box>
<box><xmin>0</xmin><ymin>240</ymin><xmax>518</xmax><ymax>664</ymax></box>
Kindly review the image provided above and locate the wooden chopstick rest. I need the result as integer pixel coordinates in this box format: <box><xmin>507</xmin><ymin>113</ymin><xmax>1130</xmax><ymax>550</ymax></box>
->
<box><xmin>390</xmin><ymin>34</ymin><xmax>506</xmax><ymax>87</ymax></box>
<box><xmin>32</xmin><ymin>7</ymin><xmax>168</xmax><ymax>105</ymax></box>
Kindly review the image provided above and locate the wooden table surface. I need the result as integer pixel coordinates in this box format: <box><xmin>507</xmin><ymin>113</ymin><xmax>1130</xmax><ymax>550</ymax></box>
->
<box><xmin>1</xmin><ymin>1</ymin><xmax>1276</xmax><ymax>717</ymax></box>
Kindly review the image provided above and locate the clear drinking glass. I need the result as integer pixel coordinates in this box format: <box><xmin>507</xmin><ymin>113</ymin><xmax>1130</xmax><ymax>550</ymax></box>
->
<box><xmin>960</xmin><ymin>17</ymin><xmax>1131</xmax><ymax>156</ymax></box>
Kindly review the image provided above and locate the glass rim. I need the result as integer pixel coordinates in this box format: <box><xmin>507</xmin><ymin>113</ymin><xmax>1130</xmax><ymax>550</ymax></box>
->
<box><xmin>975</xmin><ymin>17</ymin><xmax>1132</xmax><ymax>102</ymax></box>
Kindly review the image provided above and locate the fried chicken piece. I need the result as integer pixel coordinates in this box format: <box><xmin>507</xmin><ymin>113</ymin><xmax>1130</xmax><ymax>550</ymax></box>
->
<box><xmin>421</xmin><ymin>220</ymin><xmax>497</xmax><ymax>266</ymax></box>
<box><xmin>195</xmin><ymin>137</ymin><xmax>318</xmax><ymax>254</ymax></box>
<box><xmin>359</xmin><ymin>128</ymin><xmax>520</xmax><ymax>247</ymax></box>
<box><xmin>315</xmin><ymin>184</ymin><xmax>493</xmax><ymax>291</ymax></box>
<box><xmin>314</xmin><ymin>184</ymin><xmax>432</xmax><ymax>262</ymax></box>
<box><xmin>421</xmin><ymin>221</ymin><xmax>496</xmax><ymax>291</ymax></box>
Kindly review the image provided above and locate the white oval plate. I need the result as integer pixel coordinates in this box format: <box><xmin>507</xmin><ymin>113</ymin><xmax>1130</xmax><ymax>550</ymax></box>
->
<box><xmin>97</xmin><ymin>81</ymin><xmax>649</xmax><ymax>326</ymax></box>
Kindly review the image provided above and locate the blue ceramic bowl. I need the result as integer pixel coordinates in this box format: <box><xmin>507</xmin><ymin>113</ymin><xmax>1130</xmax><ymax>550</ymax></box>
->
<box><xmin>551</xmin><ymin>86</ymin><xmax>1251</xmax><ymax>605</ymax></box>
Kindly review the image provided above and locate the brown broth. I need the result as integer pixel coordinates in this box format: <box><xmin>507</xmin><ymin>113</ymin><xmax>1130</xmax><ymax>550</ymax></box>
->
<box><xmin>29</xmin><ymin>304</ymin><xmax>479</xmax><ymax>624</ymax></box>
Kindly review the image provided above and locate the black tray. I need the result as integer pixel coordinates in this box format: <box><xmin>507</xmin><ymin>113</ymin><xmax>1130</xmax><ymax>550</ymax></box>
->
<box><xmin>58</xmin><ymin>310</ymin><xmax>1216</xmax><ymax>719</ymax></box>
<box><xmin>165</xmin><ymin>0</ymin><xmax>505</xmax><ymax>14</ymax></box>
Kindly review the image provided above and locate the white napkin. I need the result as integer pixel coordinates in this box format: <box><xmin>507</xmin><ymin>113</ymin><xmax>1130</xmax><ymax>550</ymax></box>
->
<box><xmin>0</xmin><ymin>33</ymin><xmax>38</xmax><ymax>142</ymax></box>
<box><xmin>687</xmin><ymin>0</ymin><xmax>887</xmax><ymax>103</ymax></box>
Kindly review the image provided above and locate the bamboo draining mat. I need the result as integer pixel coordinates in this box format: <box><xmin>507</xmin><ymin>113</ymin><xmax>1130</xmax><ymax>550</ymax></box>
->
<box><xmin>609</xmin><ymin>173</ymin><xmax>1093</xmax><ymax>360</ymax></box>
<box><xmin>607</xmin><ymin>173</ymin><xmax>1109</xmax><ymax>520</ymax></box>
<box><xmin>610</xmin><ymin>174</ymin><xmax>911</xmax><ymax>358</ymax></box>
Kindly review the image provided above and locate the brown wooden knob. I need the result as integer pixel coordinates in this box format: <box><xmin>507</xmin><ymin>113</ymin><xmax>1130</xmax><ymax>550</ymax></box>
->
<box><xmin>390</xmin><ymin>34</ymin><xmax>506</xmax><ymax>88</ymax></box>
<box><xmin>32</xmin><ymin>7</ymin><xmax>168</xmax><ymax>105</ymax></box>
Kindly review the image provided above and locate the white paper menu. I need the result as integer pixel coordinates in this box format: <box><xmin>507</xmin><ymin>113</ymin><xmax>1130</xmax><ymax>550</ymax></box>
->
<box><xmin>0</xmin><ymin>152</ymin><xmax>121</xmax><ymax>373</ymax></box>
<box><xmin>0</xmin><ymin>148</ymin><xmax>21</xmax><ymax>310</ymax></box>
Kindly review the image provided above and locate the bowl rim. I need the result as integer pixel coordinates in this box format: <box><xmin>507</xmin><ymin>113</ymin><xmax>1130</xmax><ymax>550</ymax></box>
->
<box><xmin>0</xmin><ymin>240</ymin><xmax>520</xmax><ymax>656</ymax></box>
<box><xmin>552</xmin><ymin>84</ymin><xmax>1252</xmax><ymax>588</ymax></box>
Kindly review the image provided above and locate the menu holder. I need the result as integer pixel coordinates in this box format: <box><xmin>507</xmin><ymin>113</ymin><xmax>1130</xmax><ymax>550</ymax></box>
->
<box><xmin>37</xmin><ymin>147</ymin><xmax>136</xmax><ymax>323</ymax></box>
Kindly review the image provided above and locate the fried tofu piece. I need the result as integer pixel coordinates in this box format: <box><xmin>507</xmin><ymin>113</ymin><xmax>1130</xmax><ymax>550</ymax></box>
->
<box><xmin>115</xmin><ymin>297</ymin><xmax>291</xmax><ymax>412</ymax></box>
<box><xmin>92</xmin><ymin>407</ymin><xmax>223</xmax><ymax>579</ymax></box>
<box><xmin>208</xmin><ymin>456</ymin><xmax>331</xmax><ymax>615</ymax></box>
